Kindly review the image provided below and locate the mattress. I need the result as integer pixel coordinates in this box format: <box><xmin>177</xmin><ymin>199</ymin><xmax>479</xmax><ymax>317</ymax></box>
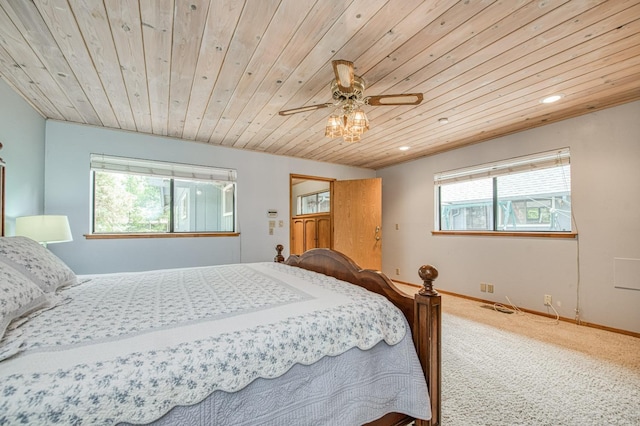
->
<box><xmin>0</xmin><ymin>260</ymin><xmax>430</xmax><ymax>425</ymax></box>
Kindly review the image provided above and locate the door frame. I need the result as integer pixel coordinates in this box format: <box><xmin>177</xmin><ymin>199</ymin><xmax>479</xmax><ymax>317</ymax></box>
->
<box><xmin>290</xmin><ymin>174</ymin><xmax>335</xmax><ymax>253</ymax></box>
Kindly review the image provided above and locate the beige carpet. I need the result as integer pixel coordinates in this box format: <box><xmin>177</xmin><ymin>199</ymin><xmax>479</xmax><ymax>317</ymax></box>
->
<box><xmin>396</xmin><ymin>285</ymin><xmax>640</xmax><ymax>371</ymax></box>
<box><xmin>395</xmin><ymin>286</ymin><xmax>640</xmax><ymax>425</ymax></box>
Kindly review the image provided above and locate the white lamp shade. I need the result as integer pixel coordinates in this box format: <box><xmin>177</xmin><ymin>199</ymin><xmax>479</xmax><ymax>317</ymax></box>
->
<box><xmin>15</xmin><ymin>215</ymin><xmax>73</xmax><ymax>244</ymax></box>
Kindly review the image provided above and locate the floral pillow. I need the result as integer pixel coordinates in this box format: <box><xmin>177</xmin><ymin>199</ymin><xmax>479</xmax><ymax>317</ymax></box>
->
<box><xmin>0</xmin><ymin>261</ymin><xmax>51</xmax><ymax>340</ymax></box>
<box><xmin>0</xmin><ymin>236</ymin><xmax>77</xmax><ymax>293</ymax></box>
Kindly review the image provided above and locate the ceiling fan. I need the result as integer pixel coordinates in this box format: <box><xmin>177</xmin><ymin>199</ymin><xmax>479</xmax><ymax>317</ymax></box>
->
<box><xmin>278</xmin><ymin>60</ymin><xmax>423</xmax><ymax>142</ymax></box>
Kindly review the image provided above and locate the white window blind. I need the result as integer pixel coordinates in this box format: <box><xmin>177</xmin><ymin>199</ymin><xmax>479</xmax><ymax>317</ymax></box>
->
<box><xmin>434</xmin><ymin>148</ymin><xmax>570</xmax><ymax>186</ymax></box>
<box><xmin>90</xmin><ymin>154</ymin><xmax>237</xmax><ymax>183</ymax></box>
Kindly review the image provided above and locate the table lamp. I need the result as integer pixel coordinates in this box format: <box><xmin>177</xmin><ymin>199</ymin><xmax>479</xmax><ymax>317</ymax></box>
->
<box><xmin>15</xmin><ymin>215</ymin><xmax>73</xmax><ymax>248</ymax></box>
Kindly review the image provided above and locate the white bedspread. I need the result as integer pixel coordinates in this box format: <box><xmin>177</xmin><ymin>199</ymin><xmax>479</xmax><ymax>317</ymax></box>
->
<box><xmin>0</xmin><ymin>262</ymin><xmax>407</xmax><ymax>425</ymax></box>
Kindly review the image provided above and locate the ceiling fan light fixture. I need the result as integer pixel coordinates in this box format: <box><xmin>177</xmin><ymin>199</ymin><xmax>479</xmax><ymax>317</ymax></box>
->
<box><xmin>342</xmin><ymin>132</ymin><xmax>361</xmax><ymax>143</ymax></box>
<box><xmin>280</xmin><ymin>60</ymin><xmax>425</xmax><ymax>142</ymax></box>
<box><xmin>346</xmin><ymin>108</ymin><xmax>369</xmax><ymax>135</ymax></box>
<box><xmin>325</xmin><ymin>114</ymin><xmax>344</xmax><ymax>138</ymax></box>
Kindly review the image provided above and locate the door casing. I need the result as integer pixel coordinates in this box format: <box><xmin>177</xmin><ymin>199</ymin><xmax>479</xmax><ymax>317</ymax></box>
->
<box><xmin>290</xmin><ymin>174</ymin><xmax>382</xmax><ymax>270</ymax></box>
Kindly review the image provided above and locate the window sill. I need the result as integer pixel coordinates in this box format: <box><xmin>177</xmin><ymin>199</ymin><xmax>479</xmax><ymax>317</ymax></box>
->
<box><xmin>85</xmin><ymin>232</ymin><xmax>240</xmax><ymax>240</ymax></box>
<box><xmin>432</xmin><ymin>230</ymin><xmax>577</xmax><ymax>239</ymax></box>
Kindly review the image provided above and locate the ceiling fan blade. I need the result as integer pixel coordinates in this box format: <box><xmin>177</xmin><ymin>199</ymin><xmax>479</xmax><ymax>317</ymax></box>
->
<box><xmin>366</xmin><ymin>93</ymin><xmax>424</xmax><ymax>106</ymax></box>
<box><xmin>332</xmin><ymin>60</ymin><xmax>355</xmax><ymax>93</ymax></box>
<box><xmin>278</xmin><ymin>103</ymin><xmax>332</xmax><ymax>116</ymax></box>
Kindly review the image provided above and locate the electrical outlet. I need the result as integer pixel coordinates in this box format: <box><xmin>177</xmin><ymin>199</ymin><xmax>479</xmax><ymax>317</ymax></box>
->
<box><xmin>480</xmin><ymin>283</ymin><xmax>487</xmax><ymax>292</ymax></box>
<box><xmin>544</xmin><ymin>294</ymin><xmax>552</xmax><ymax>306</ymax></box>
<box><xmin>487</xmin><ymin>284</ymin><xmax>494</xmax><ymax>293</ymax></box>
<box><xmin>395</xmin><ymin>268</ymin><xmax>400</xmax><ymax>275</ymax></box>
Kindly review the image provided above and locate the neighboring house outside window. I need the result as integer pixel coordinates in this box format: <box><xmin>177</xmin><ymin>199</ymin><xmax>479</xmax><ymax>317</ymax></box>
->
<box><xmin>435</xmin><ymin>148</ymin><xmax>571</xmax><ymax>233</ymax></box>
<box><xmin>91</xmin><ymin>154</ymin><xmax>236</xmax><ymax>234</ymax></box>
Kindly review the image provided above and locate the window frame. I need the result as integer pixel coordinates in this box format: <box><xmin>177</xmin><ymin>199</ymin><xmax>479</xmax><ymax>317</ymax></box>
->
<box><xmin>297</xmin><ymin>190</ymin><xmax>331</xmax><ymax>215</ymax></box>
<box><xmin>87</xmin><ymin>155</ymin><xmax>239</xmax><ymax>239</ymax></box>
<box><xmin>433</xmin><ymin>148</ymin><xmax>576</xmax><ymax>239</ymax></box>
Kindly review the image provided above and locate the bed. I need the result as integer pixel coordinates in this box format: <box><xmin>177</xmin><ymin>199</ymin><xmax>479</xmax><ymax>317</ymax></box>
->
<box><xmin>0</xmin><ymin>237</ymin><xmax>441</xmax><ymax>425</ymax></box>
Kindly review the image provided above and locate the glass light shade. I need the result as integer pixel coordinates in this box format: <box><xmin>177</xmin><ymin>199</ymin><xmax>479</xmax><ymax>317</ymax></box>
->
<box><xmin>346</xmin><ymin>109</ymin><xmax>369</xmax><ymax>135</ymax></box>
<box><xmin>325</xmin><ymin>114</ymin><xmax>344</xmax><ymax>138</ymax></box>
<box><xmin>15</xmin><ymin>215</ymin><xmax>73</xmax><ymax>246</ymax></box>
<box><xmin>342</xmin><ymin>132</ymin><xmax>361</xmax><ymax>143</ymax></box>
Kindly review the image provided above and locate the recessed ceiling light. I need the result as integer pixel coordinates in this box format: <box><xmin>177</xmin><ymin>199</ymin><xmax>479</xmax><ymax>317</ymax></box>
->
<box><xmin>399</xmin><ymin>146</ymin><xmax>410</xmax><ymax>151</ymax></box>
<box><xmin>540</xmin><ymin>94</ymin><xmax>564</xmax><ymax>104</ymax></box>
<box><xmin>438</xmin><ymin>117</ymin><xmax>449</xmax><ymax>124</ymax></box>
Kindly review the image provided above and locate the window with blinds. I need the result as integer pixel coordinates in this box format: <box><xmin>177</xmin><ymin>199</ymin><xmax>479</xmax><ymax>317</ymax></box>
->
<box><xmin>90</xmin><ymin>154</ymin><xmax>236</xmax><ymax>234</ymax></box>
<box><xmin>435</xmin><ymin>148</ymin><xmax>571</xmax><ymax>232</ymax></box>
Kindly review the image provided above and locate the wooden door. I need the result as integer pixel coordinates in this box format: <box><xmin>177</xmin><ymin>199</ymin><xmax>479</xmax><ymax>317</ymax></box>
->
<box><xmin>303</xmin><ymin>218</ymin><xmax>317</xmax><ymax>251</ymax></box>
<box><xmin>292</xmin><ymin>218</ymin><xmax>305</xmax><ymax>255</ymax></box>
<box><xmin>333</xmin><ymin>178</ymin><xmax>382</xmax><ymax>271</ymax></box>
<box><xmin>316</xmin><ymin>215</ymin><xmax>331</xmax><ymax>248</ymax></box>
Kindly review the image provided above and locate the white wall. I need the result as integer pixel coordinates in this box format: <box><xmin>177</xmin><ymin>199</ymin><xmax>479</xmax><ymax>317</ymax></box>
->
<box><xmin>378</xmin><ymin>101</ymin><xmax>640</xmax><ymax>334</ymax></box>
<box><xmin>0</xmin><ymin>78</ymin><xmax>46</xmax><ymax>232</ymax></box>
<box><xmin>44</xmin><ymin>121</ymin><xmax>374</xmax><ymax>274</ymax></box>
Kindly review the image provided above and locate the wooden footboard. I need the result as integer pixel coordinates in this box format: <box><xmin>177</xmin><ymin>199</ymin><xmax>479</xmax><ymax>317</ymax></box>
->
<box><xmin>281</xmin><ymin>247</ymin><xmax>441</xmax><ymax>426</ymax></box>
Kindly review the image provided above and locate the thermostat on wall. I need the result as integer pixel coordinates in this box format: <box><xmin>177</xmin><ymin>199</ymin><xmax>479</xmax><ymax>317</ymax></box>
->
<box><xmin>267</xmin><ymin>210</ymin><xmax>278</xmax><ymax>218</ymax></box>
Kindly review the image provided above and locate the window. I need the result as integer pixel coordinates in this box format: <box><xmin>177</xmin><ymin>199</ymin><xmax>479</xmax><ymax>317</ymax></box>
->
<box><xmin>298</xmin><ymin>190</ymin><xmax>330</xmax><ymax>214</ymax></box>
<box><xmin>435</xmin><ymin>148</ymin><xmax>571</xmax><ymax>233</ymax></box>
<box><xmin>91</xmin><ymin>155</ymin><xmax>236</xmax><ymax>234</ymax></box>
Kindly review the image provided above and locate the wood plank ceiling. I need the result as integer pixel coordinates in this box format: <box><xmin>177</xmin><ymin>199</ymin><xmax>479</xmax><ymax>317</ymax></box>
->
<box><xmin>0</xmin><ymin>0</ymin><xmax>639</xmax><ymax>169</ymax></box>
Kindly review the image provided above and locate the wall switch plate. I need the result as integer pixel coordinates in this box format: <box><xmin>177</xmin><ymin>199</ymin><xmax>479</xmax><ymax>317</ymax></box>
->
<box><xmin>480</xmin><ymin>283</ymin><xmax>487</xmax><ymax>292</ymax></box>
<box><xmin>487</xmin><ymin>284</ymin><xmax>494</xmax><ymax>293</ymax></box>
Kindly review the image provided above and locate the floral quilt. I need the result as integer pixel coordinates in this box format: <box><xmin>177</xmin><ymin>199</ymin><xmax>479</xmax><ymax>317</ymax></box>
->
<box><xmin>0</xmin><ymin>262</ymin><xmax>407</xmax><ymax>425</ymax></box>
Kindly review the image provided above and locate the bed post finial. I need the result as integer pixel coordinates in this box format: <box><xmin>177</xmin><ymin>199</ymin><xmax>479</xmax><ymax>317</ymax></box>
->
<box><xmin>414</xmin><ymin>264</ymin><xmax>441</xmax><ymax>426</ymax></box>
<box><xmin>418</xmin><ymin>264</ymin><xmax>438</xmax><ymax>296</ymax></box>
<box><xmin>274</xmin><ymin>244</ymin><xmax>285</xmax><ymax>263</ymax></box>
